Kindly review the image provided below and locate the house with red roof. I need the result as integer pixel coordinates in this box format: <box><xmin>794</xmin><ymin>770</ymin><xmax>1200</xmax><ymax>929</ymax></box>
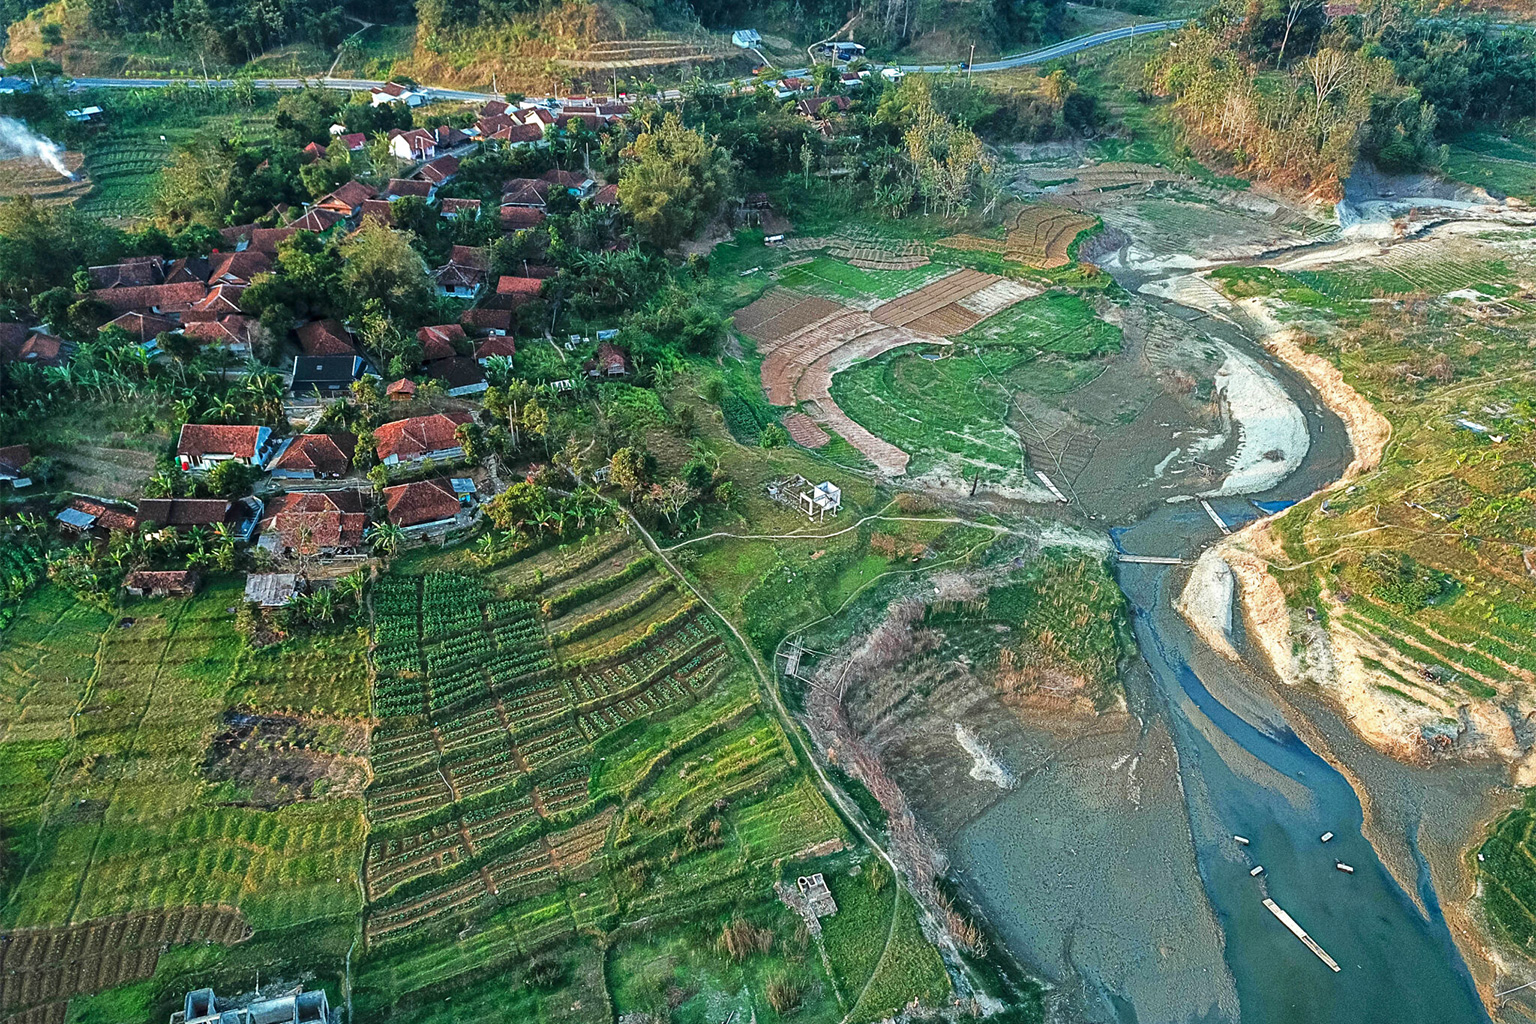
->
<box><xmin>386</xmin><ymin>378</ymin><xmax>418</xmax><ymax>402</ymax></box>
<box><xmin>0</xmin><ymin>324</ymin><xmax>69</xmax><ymax>367</ymax></box>
<box><xmin>268</xmin><ymin>432</ymin><xmax>357</xmax><ymax>480</ymax></box>
<box><xmin>416</xmin><ymin>324</ymin><xmax>467</xmax><ymax>362</ymax></box>
<box><xmin>389</xmin><ymin>127</ymin><xmax>438</xmax><ymax>162</ymax></box>
<box><xmin>374</xmin><ymin>411</ymin><xmax>472</xmax><ymax>466</ymax></box>
<box><xmin>0</xmin><ymin>444</ymin><xmax>31</xmax><ymax>488</ymax></box>
<box><xmin>124</xmin><ymin>569</ymin><xmax>201</xmax><ymax>598</ymax></box>
<box><xmin>543</xmin><ymin>169</ymin><xmax>596</xmax><ymax>197</ymax></box>
<box><xmin>500</xmin><ymin>206</ymin><xmax>547</xmax><ymax>231</ymax></box>
<box><xmin>386</xmin><ymin>178</ymin><xmax>433</xmax><ymax>200</ymax></box>
<box><xmin>315</xmin><ymin>180</ymin><xmax>379</xmax><ymax>218</ymax></box>
<box><xmin>584</xmin><ymin>342</ymin><xmax>631</xmax><ymax>378</ymax></box>
<box><xmin>176</xmin><ymin>424</ymin><xmax>275</xmax><ymax>472</ymax></box>
<box><xmin>104</xmin><ymin>311</ymin><xmax>178</xmax><ymax>343</ymax></box>
<box><xmin>257</xmin><ymin>490</ymin><xmax>368</xmax><ymax>559</ymax></box>
<box><xmin>87</xmin><ymin>281</ymin><xmax>209</xmax><ymax>315</ymax></box>
<box><xmin>184</xmin><ymin>316</ymin><xmax>259</xmax><ymax>354</ymax></box>
<box><xmin>417</xmin><ymin>155</ymin><xmax>460</xmax><ymax>187</ymax></box>
<box><xmin>461</xmin><ymin>308</ymin><xmax>514</xmax><ymax>336</ymax></box>
<box><xmin>371</xmin><ymin>82</ymin><xmax>424</xmax><ymax>107</ymax></box>
<box><xmin>439</xmin><ymin>197</ymin><xmax>481</xmax><ymax>221</ymax></box>
<box><xmin>474</xmin><ymin>335</ymin><xmax>516</xmax><ymax>363</ymax></box>
<box><xmin>297</xmin><ymin>319</ymin><xmax>356</xmax><ymax>357</ymax></box>
<box><xmin>501</xmin><ymin>177</ymin><xmax>551</xmax><ymax>208</ymax></box>
<box><xmin>385</xmin><ymin>477</ymin><xmax>464</xmax><ymax>532</ymax></box>
<box><xmin>433</xmin><ymin>246</ymin><xmax>491</xmax><ymax>298</ymax></box>
<box><xmin>494</xmin><ymin>276</ymin><xmax>543</xmax><ymax>309</ymax></box>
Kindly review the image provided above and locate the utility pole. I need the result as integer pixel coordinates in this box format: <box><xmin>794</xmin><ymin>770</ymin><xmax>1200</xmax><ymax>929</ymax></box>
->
<box><xmin>967</xmin><ymin>43</ymin><xmax>975</xmax><ymax>84</ymax></box>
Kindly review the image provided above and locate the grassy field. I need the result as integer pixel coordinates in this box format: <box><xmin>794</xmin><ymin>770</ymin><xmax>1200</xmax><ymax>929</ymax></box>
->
<box><xmin>0</xmin><ymin>582</ymin><xmax>365</xmax><ymax>1024</ymax></box>
<box><xmin>775</xmin><ymin>257</ymin><xmax>952</xmax><ymax>306</ymax></box>
<box><xmin>1444</xmin><ymin>131</ymin><xmax>1536</xmax><ymax>202</ymax></box>
<box><xmin>829</xmin><ymin>293</ymin><xmax>1120</xmax><ymax>486</ymax></box>
<box><xmin>1479</xmin><ymin>790</ymin><xmax>1536</xmax><ymax>951</ymax></box>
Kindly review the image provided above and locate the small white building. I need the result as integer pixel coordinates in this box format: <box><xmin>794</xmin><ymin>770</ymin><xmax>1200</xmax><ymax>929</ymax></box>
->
<box><xmin>799</xmin><ymin>481</ymin><xmax>841</xmax><ymax>521</ymax></box>
<box><xmin>731</xmin><ymin>29</ymin><xmax>762</xmax><ymax>49</ymax></box>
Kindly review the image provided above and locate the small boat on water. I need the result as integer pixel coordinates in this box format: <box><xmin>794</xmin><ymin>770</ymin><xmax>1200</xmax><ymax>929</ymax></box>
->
<box><xmin>1321</xmin><ymin>832</ymin><xmax>1334</xmax><ymax>843</ymax></box>
<box><xmin>1336</xmin><ymin>862</ymin><xmax>1354</xmax><ymax>874</ymax></box>
<box><xmin>1234</xmin><ymin>835</ymin><xmax>1250</xmax><ymax>846</ymax></box>
<box><xmin>1250</xmin><ymin>865</ymin><xmax>1265</xmax><ymax>877</ymax></box>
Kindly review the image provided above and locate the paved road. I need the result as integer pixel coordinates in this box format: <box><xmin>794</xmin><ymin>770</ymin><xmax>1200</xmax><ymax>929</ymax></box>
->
<box><xmin>69</xmin><ymin>21</ymin><xmax>1182</xmax><ymax>102</ymax></box>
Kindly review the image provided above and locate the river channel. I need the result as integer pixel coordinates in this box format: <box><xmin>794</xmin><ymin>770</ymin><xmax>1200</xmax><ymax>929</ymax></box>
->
<box><xmin>947</xmin><ymin>277</ymin><xmax>1491</xmax><ymax>1021</ymax></box>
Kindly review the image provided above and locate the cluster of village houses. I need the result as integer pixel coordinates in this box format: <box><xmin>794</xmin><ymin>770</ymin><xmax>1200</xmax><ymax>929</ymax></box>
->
<box><xmin>0</xmin><ymin>92</ymin><xmax>654</xmax><ymax>606</ymax></box>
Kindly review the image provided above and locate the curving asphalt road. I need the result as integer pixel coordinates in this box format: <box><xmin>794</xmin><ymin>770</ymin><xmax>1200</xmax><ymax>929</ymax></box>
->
<box><xmin>69</xmin><ymin>21</ymin><xmax>1184</xmax><ymax>102</ymax></box>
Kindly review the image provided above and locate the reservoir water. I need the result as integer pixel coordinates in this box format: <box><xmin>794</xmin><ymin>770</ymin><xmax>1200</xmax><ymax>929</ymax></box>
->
<box><xmin>947</xmin><ymin>279</ymin><xmax>1490</xmax><ymax>1021</ymax></box>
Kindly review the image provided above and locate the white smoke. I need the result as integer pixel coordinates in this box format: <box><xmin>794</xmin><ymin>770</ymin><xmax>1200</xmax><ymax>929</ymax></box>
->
<box><xmin>0</xmin><ymin>117</ymin><xmax>69</xmax><ymax>178</ymax></box>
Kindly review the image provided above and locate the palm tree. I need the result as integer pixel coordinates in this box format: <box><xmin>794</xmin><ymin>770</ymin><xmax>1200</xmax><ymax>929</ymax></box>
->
<box><xmin>367</xmin><ymin>522</ymin><xmax>405</xmax><ymax>558</ymax></box>
<box><xmin>473</xmin><ymin>533</ymin><xmax>498</xmax><ymax>565</ymax></box>
<box><xmin>204</xmin><ymin>396</ymin><xmax>239</xmax><ymax>422</ymax></box>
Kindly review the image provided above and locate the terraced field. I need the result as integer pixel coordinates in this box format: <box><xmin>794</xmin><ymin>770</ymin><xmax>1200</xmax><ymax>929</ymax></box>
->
<box><xmin>76</xmin><ymin>139</ymin><xmax>174</xmax><ymax>220</ymax></box>
<box><xmin>353</xmin><ymin>533</ymin><xmax>905</xmax><ymax>1024</ymax></box>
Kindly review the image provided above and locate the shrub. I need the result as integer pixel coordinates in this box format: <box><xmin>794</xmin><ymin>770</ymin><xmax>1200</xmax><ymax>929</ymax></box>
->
<box><xmin>719</xmin><ymin>915</ymin><xmax>773</xmax><ymax>962</ymax></box>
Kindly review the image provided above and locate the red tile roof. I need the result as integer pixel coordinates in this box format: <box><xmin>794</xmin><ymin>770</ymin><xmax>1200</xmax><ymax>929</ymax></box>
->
<box><xmin>182</xmin><ymin>283</ymin><xmax>245</xmax><ymax>319</ymax></box>
<box><xmin>500</xmin><ymin>178</ymin><xmax>551</xmax><ymax>207</ymax></box>
<box><xmin>386</xmin><ymin>377</ymin><xmax>418</xmax><ymax>398</ymax></box>
<box><xmin>418</xmin><ymin>155</ymin><xmax>461</xmax><ymax>185</ymax></box>
<box><xmin>342</xmin><ymin>132</ymin><xmax>366</xmax><ymax>151</ymax></box>
<box><xmin>208</xmin><ymin>250</ymin><xmax>272</xmax><ymax>284</ymax></box>
<box><xmin>87</xmin><ymin>281</ymin><xmax>209</xmax><ymax>313</ymax></box>
<box><xmin>500</xmin><ymin>206</ymin><xmax>547</xmax><ymax>231</ymax></box>
<box><xmin>385</xmin><ymin>477</ymin><xmax>461</xmax><ymax>527</ymax></box>
<box><xmin>163</xmin><ymin>256</ymin><xmax>210</xmax><ymax>284</ymax></box>
<box><xmin>474</xmin><ymin>335</ymin><xmax>517</xmax><ymax>360</ymax></box>
<box><xmin>289</xmin><ymin>207</ymin><xmax>345</xmax><ymax>232</ymax></box>
<box><xmin>482</xmin><ymin>99</ymin><xmax>510</xmax><ymax>118</ymax></box>
<box><xmin>270</xmin><ymin>432</ymin><xmax>356</xmax><ymax>476</ymax></box>
<box><xmin>184</xmin><ymin>315</ymin><xmax>258</xmax><ymax>348</ymax></box>
<box><xmin>592</xmin><ymin>183</ymin><xmax>620</xmax><ymax>205</ymax></box>
<box><xmin>387</xmin><ymin>179</ymin><xmax>433</xmax><ymax>199</ymax></box>
<box><xmin>491</xmin><ymin>122</ymin><xmax>545</xmax><ymax>145</ymax></box>
<box><xmin>374</xmin><ymin>411</ymin><xmax>472</xmax><ymax>462</ymax></box>
<box><xmin>318</xmin><ymin>180</ymin><xmax>379</xmax><ymax>213</ymax></box>
<box><xmin>135</xmin><ymin>497</ymin><xmax>234</xmax><ymax>528</ymax></box>
<box><xmin>360</xmin><ymin>199</ymin><xmax>395</xmax><ymax>225</ymax></box>
<box><xmin>247</xmin><ymin>227</ymin><xmax>298</xmax><ymax>253</ymax></box>
<box><xmin>542</xmin><ymin>169</ymin><xmax>594</xmax><ymax>189</ymax></box>
<box><xmin>105</xmin><ymin>311</ymin><xmax>178</xmax><ymax>342</ymax></box>
<box><xmin>416</xmin><ymin>324</ymin><xmax>467</xmax><ymax>361</ymax></box>
<box><xmin>0</xmin><ymin>329</ymin><xmax>66</xmax><ymax>366</ymax></box>
<box><xmin>66</xmin><ymin>499</ymin><xmax>138</xmax><ymax>533</ymax></box>
<box><xmin>89</xmin><ymin>257</ymin><xmax>163</xmax><ymax>289</ymax></box>
<box><xmin>495</xmin><ymin>276</ymin><xmax>543</xmax><ymax>307</ymax></box>
<box><xmin>0</xmin><ymin>444</ymin><xmax>30</xmax><ymax>476</ymax></box>
<box><xmin>461</xmin><ymin>308</ymin><xmax>514</xmax><ymax>334</ymax></box>
<box><xmin>177</xmin><ymin>423</ymin><xmax>265</xmax><ymax>460</ymax></box>
<box><xmin>439</xmin><ymin>197</ymin><xmax>481</xmax><ymax>216</ymax></box>
<box><xmin>297</xmin><ymin>319</ymin><xmax>355</xmax><ymax>357</ymax></box>
<box><xmin>259</xmin><ymin>490</ymin><xmax>368</xmax><ymax>552</ymax></box>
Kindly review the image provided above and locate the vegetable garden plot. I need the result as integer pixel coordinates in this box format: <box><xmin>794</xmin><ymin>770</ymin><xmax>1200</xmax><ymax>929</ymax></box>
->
<box><xmin>870</xmin><ymin>269</ymin><xmax>1000</xmax><ymax>328</ymax></box>
<box><xmin>0</xmin><ymin>906</ymin><xmax>252</xmax><ymax>1024</ymax></box>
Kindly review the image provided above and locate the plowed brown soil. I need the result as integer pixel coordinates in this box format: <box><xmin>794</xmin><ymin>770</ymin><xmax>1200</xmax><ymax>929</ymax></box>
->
<box><xmin>870</xmin><ymin>268</ymin><xmax>999</xmax><ymax>327</ymax></box>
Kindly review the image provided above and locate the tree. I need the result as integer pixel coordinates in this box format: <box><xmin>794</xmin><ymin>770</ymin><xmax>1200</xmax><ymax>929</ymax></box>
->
<box><xmin>484</xmin><ymin>481</ymin><xmax>552</xmax><ymax>533</ymax></box>
<box><xmin>608</xmin><ymin>446</ymin><xmax>650</xmax><ymax>499</ymax></box>
<box><xmin>455</xmin><ymin>422</ymin><xmax>486</xmax><ymax>465</ymax></box>
<box><xmin>367</xmin><ymin>521</ymin><xmax>404</xmax><ymax>557</ymax></box>
<box><xmin>618</xmin><ymin>114</ymin><xmax>734</xmax><ymax>250</ymax></box>
<box><xmin>353</xmin><ymin>430</ymin><xmax>377</xmax><ymax>468</ymax></box>
<box><xmin>339</xmin><ymin>220</ymin><xmax>435</xmax><ymax>322</ymax></box>
<box><xmin>643</xmin><ymin>479</ymin><xmax>695</xmax><ymax>533</ymax></box>
<box><xmin>207</xmin><ymin>459</ymin><xmax>258</xmax><ymax>498</ymax></box>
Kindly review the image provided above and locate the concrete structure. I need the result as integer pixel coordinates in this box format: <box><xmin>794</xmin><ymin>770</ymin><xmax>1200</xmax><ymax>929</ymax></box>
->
<box><xmin>799</xmin><ymin>481</ymin><xmax>841</xmax><ymax>521</ymax></box>
<box><xmin>796</xmin><ymin>873</ymin><xmax>838</xmax><ymax>917</ymax></box>
<box><xmin>174</xmin><ymin>987</ymin><xmax>330</xmax><ymax>1024</ymax></box>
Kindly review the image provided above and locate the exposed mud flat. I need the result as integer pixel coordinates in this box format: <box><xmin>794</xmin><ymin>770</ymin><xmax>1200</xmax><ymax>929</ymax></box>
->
<box><xmin>844</xmin><ymin>655</ymin><xmax>1238</xmax><ymax>1024</ymax></box>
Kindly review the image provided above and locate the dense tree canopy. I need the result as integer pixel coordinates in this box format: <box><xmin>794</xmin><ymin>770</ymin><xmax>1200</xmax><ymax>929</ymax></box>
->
<box><xmin>618</xmin><ymin>114</ymin><xmax>734</xmax><ymax>251</ymax></box>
